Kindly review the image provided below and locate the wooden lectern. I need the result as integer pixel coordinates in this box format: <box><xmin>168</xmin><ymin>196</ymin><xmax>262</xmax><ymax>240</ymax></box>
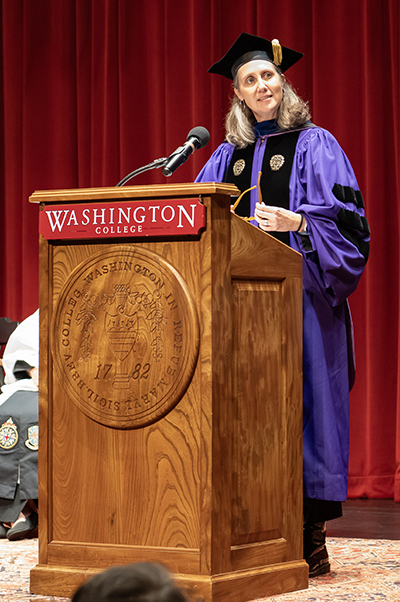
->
<box><xmin>29</xmin><ymin>183</ymin><xmax>308</xmax><ymax>600</ymax></box>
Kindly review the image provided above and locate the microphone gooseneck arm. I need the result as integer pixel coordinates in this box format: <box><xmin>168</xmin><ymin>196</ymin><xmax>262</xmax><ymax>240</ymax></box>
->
<box><xmin>115</xmin><ymin>157</ymin><xmax>168</xmax><ymax>187</ymax></box>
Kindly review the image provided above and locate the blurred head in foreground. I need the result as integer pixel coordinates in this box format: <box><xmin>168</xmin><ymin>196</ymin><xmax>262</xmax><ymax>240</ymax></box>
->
<box><xmin>72</xmin><ymin>562</ymin><xmax>189</xmax><ymax>602</ymax></box>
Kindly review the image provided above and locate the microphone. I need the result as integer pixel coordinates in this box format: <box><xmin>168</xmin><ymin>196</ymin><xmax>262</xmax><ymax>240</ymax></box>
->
<box><xmin>162</xmin><ymin>126</ymin><xmax>210</xmax><ymax>177</ymax></box>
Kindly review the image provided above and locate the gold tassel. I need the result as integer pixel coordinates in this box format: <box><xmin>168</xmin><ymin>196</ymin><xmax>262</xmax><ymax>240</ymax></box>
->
<box><xmin>232</xmin><ymin>171</ymin><xmax>263</xmax><ymax>225</ymax></box>
<box><xmin>271</xmin><ymin>39</ymin><xmax>282</xmax><ymax>67</ymax></box>
<box><xmin>232</xmin><ymin>185</ymin><xmax>256</xmax><ymax>212</ymax></box>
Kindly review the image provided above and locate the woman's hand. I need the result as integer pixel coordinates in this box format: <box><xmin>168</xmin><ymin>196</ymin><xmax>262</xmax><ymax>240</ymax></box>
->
<box><xmin>255</xmin><ymin>202</ymin><xmax>305</xmax><ymax>232</ymax></box>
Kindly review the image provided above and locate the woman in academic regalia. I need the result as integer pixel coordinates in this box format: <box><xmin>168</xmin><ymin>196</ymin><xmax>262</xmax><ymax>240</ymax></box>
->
<box><xmin>196</xmin><ymin>32</ymin><xmax>370</xmax><ymax>577</ymax></box>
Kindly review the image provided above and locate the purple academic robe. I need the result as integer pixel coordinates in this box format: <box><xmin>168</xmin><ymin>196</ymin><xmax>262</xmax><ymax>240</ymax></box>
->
<box><xmin>196</xmin><ymin>126</ymin><xmax>369</xmax><ymax>502</ymax></box>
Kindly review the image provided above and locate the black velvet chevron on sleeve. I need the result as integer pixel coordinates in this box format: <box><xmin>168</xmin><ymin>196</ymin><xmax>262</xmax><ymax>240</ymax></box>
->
<box><xmin>332</xmin><ymin>183</ymin><xmax>365</xmax><ymax>209</ymax></box>
<box><xmin>336</xmin><ymin>207</ymin><xmax>370</xmax><ymax>261</ymax></box>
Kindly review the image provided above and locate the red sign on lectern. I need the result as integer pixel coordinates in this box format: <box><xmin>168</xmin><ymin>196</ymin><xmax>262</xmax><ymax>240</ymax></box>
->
<box><xmin>39</xmin><ymin>198</ymin><xmax>206</xmax><ymax>240</ymax></box>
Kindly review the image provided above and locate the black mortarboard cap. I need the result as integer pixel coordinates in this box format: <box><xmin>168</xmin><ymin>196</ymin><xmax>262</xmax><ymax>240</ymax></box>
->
<box><xmin>208</xmin><ymin>32</ymin><xmax>303</xmax><ymax>80</ymax></box>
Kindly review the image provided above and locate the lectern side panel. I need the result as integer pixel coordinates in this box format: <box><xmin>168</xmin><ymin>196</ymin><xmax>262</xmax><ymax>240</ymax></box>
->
<box><xmin>230</xmin><ymin>276</ymin><xmax>303</xmax><ymax>570</ymax></box>
<box><xmin>231</xmin><ymin>280</ymin><xmax>284</xmax><ymax>548</ymax></box>
<box><xmin>48</xmin><ymin>240</ymin><xmax>203</xmax><ymax>553</ymax></box>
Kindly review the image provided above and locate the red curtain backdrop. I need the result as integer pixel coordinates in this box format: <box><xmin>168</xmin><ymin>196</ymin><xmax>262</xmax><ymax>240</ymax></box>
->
<box><xmin>0</xmin><ymin>0</ymin><xmax>399</xmax><ymax>501</ymax></box>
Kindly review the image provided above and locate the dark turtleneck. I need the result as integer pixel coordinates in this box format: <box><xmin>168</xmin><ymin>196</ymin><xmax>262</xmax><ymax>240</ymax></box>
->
<box><xmin>253</xmin><ymin>119</ymin><xmax>279</xmax><ymax>137</ymax></box>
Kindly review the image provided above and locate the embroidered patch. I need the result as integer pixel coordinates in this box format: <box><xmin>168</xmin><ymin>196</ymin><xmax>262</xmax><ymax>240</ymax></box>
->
<box><xmin>25</xmin><ymin>425</ymin><xmax>39</xmax><ymax>451</ymax></box>
<box><xmin>0</xmin><ymin>417</ymin><xmax>18</xmax><ymax>450</ymax></box>
<box><xmin>233</xmin><ymin>159</ymin><xmax>245</xmax><ymax>176</ymax></box>
<box><xmin>270</xmin><ymin>154</ymin><xmax>285</xmax><ymax>171</ymax></box>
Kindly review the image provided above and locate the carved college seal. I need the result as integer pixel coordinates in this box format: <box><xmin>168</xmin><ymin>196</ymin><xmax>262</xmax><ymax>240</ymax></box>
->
<box><xmin>52</xmin><ymin>245</ymin><xmax>200</xmax><ymax>429</ymax></box>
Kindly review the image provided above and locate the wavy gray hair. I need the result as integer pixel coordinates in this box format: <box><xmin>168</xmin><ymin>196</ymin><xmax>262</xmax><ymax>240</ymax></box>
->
<box><xmin>225</xmin><ymin>68</ymin><xmax>311</xmax><ymax>148</ymax></box>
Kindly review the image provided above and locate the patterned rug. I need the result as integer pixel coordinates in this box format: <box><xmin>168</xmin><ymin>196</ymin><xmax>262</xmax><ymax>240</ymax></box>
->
<box><xmin>0</xmin><ymin>537</ymin><xmax>399</xmax><ymax>601</ymax></box>
<box><xmin>268</xmin><ymin>538</ymin><xmax>400</xmax><ymax>601</ymax></box>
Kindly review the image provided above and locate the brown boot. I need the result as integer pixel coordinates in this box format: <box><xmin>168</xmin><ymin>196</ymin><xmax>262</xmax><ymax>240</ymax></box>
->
<box><xmin>304</xmin><ymin>521</ymin><xmax>330</xmax><ymax>577</ymax></box>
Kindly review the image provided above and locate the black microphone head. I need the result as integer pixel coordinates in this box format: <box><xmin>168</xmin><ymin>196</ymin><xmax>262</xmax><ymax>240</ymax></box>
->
<box><xmin>187</xmin><ymin>126</ymin><xmax>210</xmax><ymax>149</ymax></box>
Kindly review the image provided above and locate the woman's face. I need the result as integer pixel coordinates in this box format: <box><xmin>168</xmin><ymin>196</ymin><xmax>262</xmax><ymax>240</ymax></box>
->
<box><xmin>235</xmin><ymin>60</ymin><xmax>283</xmax><ymax>122</ymax></box>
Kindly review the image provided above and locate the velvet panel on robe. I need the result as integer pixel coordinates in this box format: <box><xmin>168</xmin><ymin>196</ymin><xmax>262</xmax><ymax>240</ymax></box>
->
<box><xmin>196</xmin><ymin>126</ymin><xmax>369</xmax><ymax>502</ymax></box>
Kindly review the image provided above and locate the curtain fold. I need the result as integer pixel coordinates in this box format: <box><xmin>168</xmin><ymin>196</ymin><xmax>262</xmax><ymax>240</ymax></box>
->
<box><xmin>0</xmin><ymin>0</ymin><xmax>399</xmax><ymax>500</ymax></box>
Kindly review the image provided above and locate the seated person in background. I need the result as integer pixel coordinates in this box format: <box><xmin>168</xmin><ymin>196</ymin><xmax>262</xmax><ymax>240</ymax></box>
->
<box><xmin>0</xmin><ymin>310</ymin><xmax>39</xmax><ymax>541</ymax></box>
<box><xmin>1</xmin><ymin>309</ymin><xmax>38</xmax><ymax>395</ymax></box>
<box><xmin>72</xmin><ymin>562</ymin><xmax>189</xmax><ymax>602</ymax></box>
<box><xmin>0</xmin><ymin>317</ymin><xmax>19</xmax><ymax>389</ymax></box>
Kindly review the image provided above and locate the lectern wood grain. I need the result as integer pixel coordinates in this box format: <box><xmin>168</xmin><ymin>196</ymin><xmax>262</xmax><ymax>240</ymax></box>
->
<box><xmin>30</xmin><ymin>183</ymin><xmax>307</xmax><ymax>601</ymax></box>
